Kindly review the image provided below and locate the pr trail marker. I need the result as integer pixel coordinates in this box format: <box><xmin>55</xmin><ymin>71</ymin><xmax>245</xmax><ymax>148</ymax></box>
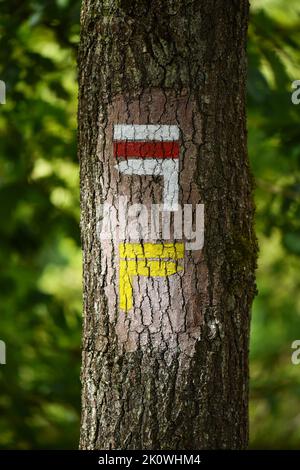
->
<box><xmin>119</xmin><ymin>242</ymin><xmax>184</xmax><ymax>312</ymax></box>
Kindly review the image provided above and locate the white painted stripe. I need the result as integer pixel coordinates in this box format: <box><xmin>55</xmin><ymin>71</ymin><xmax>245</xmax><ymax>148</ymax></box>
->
<box><xmin>115</xmin><ymin>159</ymin><xmax>179</xmax><ymax>211</ymax></box>
<box><xmin>113</xmin><ymin>125</ymin><xmax>180</xmax><ymax>142</ymax></box>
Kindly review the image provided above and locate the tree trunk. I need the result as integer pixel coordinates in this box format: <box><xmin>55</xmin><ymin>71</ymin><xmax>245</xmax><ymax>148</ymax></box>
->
<box><xmin>78</xmin><ymin>0</ymin><xmax>257</xmax><ymax>450</ymax></box>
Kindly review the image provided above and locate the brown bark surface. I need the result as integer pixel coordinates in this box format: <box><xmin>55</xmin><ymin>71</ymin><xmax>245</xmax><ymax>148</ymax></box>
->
<box><xmin>78</xmin><ymin>0</ymin><xmax>257</xmax><ymax>450</ymax></box>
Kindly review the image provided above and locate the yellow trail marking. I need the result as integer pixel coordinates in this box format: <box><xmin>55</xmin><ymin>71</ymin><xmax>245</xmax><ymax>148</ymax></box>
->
<box><xmin>119</xmin><ymin>242</ymin><xmax>184</xmax><ymax>312</ymax></box>
<box><xmin>119</xmin><ymin>242</ymin><xmax>184</xmax><ymax>260</ymax></box>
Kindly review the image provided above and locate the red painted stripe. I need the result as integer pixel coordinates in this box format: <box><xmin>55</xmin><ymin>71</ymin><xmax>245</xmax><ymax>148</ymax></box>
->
<box><xmin>114</xmin><ymin>141</ymin><xmax>179</xmax><ymax>158</ymax></box>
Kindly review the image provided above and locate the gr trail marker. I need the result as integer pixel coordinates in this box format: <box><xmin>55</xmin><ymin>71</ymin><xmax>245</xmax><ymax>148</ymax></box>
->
<box><xmin>114</xmin><ymin>124</ymin><xmax>180</xmax><ymax>211</ymax></box>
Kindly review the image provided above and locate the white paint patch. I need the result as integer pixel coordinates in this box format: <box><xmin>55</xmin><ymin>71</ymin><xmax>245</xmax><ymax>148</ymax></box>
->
<box><xmin>115</xmin><ymin>159</ymin><xmax>179</xmax><ymax>211</ymax></box>
<box><xmin>113</xmin><ymin>124</ymin><xmax>180</xmax><ymax>141</ymax></box>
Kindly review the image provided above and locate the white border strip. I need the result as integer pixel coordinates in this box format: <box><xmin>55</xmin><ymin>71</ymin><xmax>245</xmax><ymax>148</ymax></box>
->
<box><xmin>114</xmin><ymin>124</ymin><xmax>179</xmax><ymax>142</ymax></box>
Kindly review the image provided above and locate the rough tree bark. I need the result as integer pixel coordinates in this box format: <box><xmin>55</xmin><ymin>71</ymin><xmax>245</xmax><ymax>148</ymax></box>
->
<box><xmin>78</xmin><ymin>0</ymin><xmax>257</xmax><ymax>449</ymax></box>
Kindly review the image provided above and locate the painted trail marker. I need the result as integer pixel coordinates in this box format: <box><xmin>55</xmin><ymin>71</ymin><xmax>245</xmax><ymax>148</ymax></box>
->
<box><xmin>114</xmin><ymin>124</ymin><xmax>180</xmax><ymax>211</ymax></box>
<box><xmin>97</xmin><ymin>92</ymin><xmax>205</xmax><ymax>354</ymax></box>
<box><xmin>114</xmin><ymin>124</ymin><xmax>183</xmax><ymax>312</ymax></box>
<box><xmin>119</xmin><ymin>242</ymin><xmax>184</xmax><ymax>312</ymax></box>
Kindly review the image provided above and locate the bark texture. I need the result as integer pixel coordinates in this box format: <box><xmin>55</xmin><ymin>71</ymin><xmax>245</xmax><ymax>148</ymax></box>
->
<box><xmin>78</xmin><ymin>0</ymin><xmax>257</xmax><ymax>450</ymax></box>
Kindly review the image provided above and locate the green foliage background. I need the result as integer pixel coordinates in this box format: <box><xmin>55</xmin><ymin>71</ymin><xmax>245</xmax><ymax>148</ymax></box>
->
<box><xmin>0</xmin><ymin>0</ymin><xmax>300</xmax><ymax>449</ymax></box>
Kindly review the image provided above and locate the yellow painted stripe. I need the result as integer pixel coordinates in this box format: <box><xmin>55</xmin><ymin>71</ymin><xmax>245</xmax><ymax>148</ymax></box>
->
<box><xmin>119</xmin><ymin>242</ymin><xmax>184</xmax><ymax>260</ymax></box>
<box><xmin>119</xmin><ymin>259</ymin><xmax>183</xmax><ymax>312</ymax></box>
